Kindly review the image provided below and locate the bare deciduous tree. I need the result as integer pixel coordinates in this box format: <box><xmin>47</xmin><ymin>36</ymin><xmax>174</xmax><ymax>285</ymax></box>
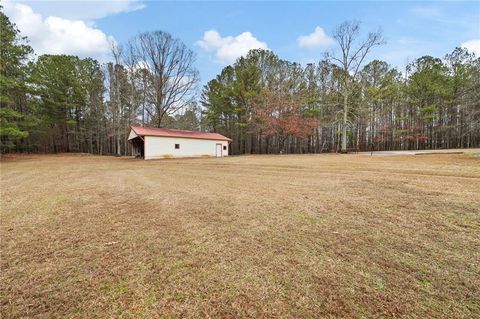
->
<box><xmin>126</xmin><ymin>31</ymin><xmax>199</xmax><ymax>127</ymax></box>
<box><xmin>328</xmin><ymin>20</ymin><xmax>384</xmax><ymax>153</ymax></box>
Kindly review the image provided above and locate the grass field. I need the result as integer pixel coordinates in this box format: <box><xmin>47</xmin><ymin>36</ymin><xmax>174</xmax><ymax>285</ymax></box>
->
<box><xmin>1</xmin><ymin>152</ymin><xmax>479</xmax><ymax>318</ymax></box>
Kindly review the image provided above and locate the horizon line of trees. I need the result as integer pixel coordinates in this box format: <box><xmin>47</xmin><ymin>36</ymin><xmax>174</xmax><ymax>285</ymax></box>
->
<box><xmin>1</xmin><ymin>8</ymin><xmax>202</xmax><ymax>155</ymax></box>
<box><xmin>202</xmin><ymin>21</ymin><xmax>480</xmax><ymax>154</ymax></box>
<box><xmin>1</xmin><ymin>9</ymin><xmax>479</xmax><ymax>156</ymax></box>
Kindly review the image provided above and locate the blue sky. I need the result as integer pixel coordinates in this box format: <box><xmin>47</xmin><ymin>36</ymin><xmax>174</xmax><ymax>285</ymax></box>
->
<box><xmin>4</xmin><ymin>1</ymin><xmax>480</xmax><ymax>85</ymax></box>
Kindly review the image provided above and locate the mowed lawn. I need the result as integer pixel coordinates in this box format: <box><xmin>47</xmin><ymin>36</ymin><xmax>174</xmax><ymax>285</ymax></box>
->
<box><xmin>1</xmin><ymin>153</ymin><xmax>479</xmax><ymax>318</ymax></box>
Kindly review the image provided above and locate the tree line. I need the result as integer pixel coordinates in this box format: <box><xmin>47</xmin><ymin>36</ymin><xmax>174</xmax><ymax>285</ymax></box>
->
<box><xmin>1</xmin><ymin>9</ymin><xmax>200</xmax><ymax>155</ymax></box>
<box><xmin>1</xmin><ymin>9</ymin><xmax>479</xmax><ymax>155</ymax></box>
<box><xmin>202</xmin><ymin>22</ymin><xmax>480</xmax><ymax>154</ymax></box>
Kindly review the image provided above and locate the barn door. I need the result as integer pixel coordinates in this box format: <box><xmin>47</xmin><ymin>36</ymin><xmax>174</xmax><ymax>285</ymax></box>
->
<box><xmin>216</xmin><ymin>144</ymin><xmax>222</xmax><ymax>157</ymax></box>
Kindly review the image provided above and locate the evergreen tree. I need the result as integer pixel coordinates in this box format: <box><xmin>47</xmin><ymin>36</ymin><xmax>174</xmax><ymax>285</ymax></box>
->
<box><xmin>0</xmin><ymin>9</ymin><xmax>33</xmax><ymax>151</ymax></box>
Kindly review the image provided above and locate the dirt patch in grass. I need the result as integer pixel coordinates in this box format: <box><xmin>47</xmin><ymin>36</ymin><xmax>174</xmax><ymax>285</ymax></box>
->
<box><xmin>1</xmin><ymin>153</ymin><xmax>479</xmax><ymax>318</ymax></box>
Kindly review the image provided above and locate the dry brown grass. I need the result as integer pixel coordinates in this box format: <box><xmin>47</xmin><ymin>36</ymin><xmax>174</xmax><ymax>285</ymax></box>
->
<box><xmin>1</xmin><ymin>153</ymin><xmax>479</xmax><ymax>318</ymax></box>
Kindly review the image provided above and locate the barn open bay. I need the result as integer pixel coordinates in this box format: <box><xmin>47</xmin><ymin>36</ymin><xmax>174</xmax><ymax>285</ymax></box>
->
<box><xmin>1</xmin><ymin>153</ymin><xmax>479</xmax><ymax>318</ymax></box>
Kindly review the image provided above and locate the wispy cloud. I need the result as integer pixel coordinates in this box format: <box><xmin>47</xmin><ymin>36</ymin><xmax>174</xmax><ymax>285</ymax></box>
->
<box><xmin>410</xmin><ymin>5</ymin><xmax>443</xmax><ymax>19</ymax></box>
<box><xmin>23</xmin><ymin>0</ymin><xmax>146</xmax><ymax>21</ymax></box>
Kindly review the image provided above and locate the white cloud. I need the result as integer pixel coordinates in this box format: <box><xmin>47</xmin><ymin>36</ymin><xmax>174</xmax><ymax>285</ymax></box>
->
<box><xmin>3</xmin><ymin>0</ymin><xmax>114</xmax><ymax>62</ymax></box>
<box><xmin>197</xmin><ymin>30</ymin><xmax>268</xmax><ymax>64</ymax></box>
<box><xmin>297</xmin><ymin>26</ymin><xmax>333</xmax><ymax>48</ymax></box>
<box><xmin>461</xmin><ymin>39</ymin><xmax>480</xmax><ymax>56</ymax></box>
<box><xmin>22</xmin><ymin>0</ymin><xmax>145</xmax><ymax>21</ymax></box>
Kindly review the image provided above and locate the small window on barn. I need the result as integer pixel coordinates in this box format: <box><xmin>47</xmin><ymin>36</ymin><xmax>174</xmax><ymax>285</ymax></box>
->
<box><xmin>223</xmin><ymin>145</ymin><xmax>227</xmax><ymax>150</ymax></box>
<box><xmin>175</xmin><ymin>144</ymin><xmax>180</xmax><ymax>149</ymax></box>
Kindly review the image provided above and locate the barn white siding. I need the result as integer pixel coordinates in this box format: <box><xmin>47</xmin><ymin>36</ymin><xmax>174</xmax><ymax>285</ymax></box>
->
<box><xmin>144</xmin><ymin>136</ymin><xmax>229</xmax><ymax>160</ymax></box>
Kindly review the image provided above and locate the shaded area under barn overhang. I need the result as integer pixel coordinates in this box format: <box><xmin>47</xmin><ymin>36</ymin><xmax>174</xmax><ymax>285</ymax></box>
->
<box><xmin>129</xmin><ymin>136</ymin><xmax>144</xmax><ymax>158</ymax></box>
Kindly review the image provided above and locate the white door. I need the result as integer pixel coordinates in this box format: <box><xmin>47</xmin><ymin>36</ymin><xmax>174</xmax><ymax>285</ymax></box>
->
<box><xmin>216</xmin><ymin>144</ymin><xmax>222</xmax><ymax>157</ymax></box>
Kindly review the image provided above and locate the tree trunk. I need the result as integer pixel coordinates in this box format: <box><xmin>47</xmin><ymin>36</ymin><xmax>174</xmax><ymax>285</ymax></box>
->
<box><xmin>341</xmin><ymin>91</ymin><xmax>348</xmax><ymax>153</ymax></box>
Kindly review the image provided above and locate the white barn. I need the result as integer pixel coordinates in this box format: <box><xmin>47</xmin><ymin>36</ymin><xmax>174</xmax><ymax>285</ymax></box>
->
<box><xmin>128</xmin><ymin>126</ymin><xmax>232</xmax><ymax>160</ymax></box>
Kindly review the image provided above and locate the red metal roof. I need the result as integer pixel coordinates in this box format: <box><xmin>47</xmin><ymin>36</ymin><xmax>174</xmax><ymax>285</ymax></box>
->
<box><xmin>130</xmin><ymin>126</ymin><xmax>232</xmax><ymax>142</ymax></box>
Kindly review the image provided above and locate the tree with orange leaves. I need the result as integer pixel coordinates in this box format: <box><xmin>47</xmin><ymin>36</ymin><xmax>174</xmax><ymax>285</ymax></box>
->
<box><xmin>254</xmin><ymin>90</ymin><xmax>318</xmax><ymax>153</ymax></box>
